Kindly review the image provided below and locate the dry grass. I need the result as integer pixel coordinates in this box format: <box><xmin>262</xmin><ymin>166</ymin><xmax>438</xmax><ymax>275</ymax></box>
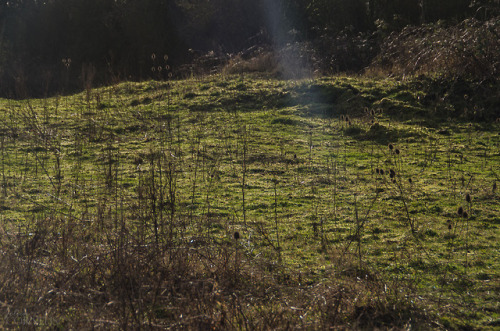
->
<box><xmin>0</xmin><ymin>217</ymin><xmax>432</xmax><ymax>329</ymax></box>
<box><xmin>370</xmin><ymin>17</ymin><xmax>500</xmax><ymax>80</ymax></box>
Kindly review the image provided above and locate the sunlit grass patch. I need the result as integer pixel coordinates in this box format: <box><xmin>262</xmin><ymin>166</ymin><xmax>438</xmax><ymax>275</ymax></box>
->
<box><xmin>0</xmin><ymin>74</ymin><xmax>498</xmax><ymax>329</ymax></box>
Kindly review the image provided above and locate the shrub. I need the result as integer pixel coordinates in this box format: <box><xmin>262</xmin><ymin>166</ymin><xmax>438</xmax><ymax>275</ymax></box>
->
<box><xmin>371</xmin><ymin>17</ymin><xmax>500</xmax><ymax>80</ymax></box>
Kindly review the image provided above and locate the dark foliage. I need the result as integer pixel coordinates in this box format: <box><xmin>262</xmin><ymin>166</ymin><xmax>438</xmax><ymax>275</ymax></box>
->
<box><xmin>0</xmin><ymin>0</ymin><xmax>498</xmax><ymax>97</ymax></box>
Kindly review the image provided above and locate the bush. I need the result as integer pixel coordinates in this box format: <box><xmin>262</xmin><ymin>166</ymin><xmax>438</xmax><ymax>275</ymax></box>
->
<box><xmin>223</xmin><ymin>48</ymin><xmax>279</xmax><ymax>76</ymax></box>
<box><xmin>371</xmin><ymin>17</ymin><xmax>500</xmax><ymax>80</ymax></box>
<box><xmin>223</xmin><ymin>42</ymin><xmax>318</xmax><ymax>79</ymax></box>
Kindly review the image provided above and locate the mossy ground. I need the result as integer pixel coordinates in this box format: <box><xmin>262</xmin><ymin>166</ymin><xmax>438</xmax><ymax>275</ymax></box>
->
<box><xmin>0</xmin><ymin>74</ymin><xmax>498</xmax><ymax>329</ymax></box>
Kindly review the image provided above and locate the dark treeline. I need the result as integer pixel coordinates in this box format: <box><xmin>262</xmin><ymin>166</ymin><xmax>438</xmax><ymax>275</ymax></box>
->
<box><xmin>0</xmin><ymin>0</ymin><xmax>497</xmax><ymax>97</ymax></box>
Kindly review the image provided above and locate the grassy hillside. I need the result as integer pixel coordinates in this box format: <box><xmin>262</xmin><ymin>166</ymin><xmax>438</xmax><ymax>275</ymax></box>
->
<box><xmin>0</xmin><ymin>74</ymin><xmax>499</xmax><ymax>329</ymax></box>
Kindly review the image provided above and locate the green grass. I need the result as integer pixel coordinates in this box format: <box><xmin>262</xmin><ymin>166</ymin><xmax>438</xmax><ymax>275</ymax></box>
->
<box><xmin>0</xmin><ymin>74</ymin><xmax>498</xmax><ymax>329</ymax></box>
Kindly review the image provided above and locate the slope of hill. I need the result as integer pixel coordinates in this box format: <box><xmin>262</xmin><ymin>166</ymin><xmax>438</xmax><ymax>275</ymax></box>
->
<box><xmin>0</xmin><ymin>74</ymin><xmax>498</xmax><ymax>329</ymax></box>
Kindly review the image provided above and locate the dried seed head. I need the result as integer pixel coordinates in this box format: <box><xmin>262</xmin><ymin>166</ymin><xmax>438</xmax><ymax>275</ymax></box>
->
<box><xmin>389</xmin><ymin>144</ymin><xmax>394</xmax><ymax>151</ymax></box>
<box><xmin>375</xmin><ymin>168</ymin><xmax>380</xmax><ymax>174</ymax></box>
<box><xmin>447</xmin><ymin>220</ymin><xmax>452</xmax><ymax>230</ymax></box>
<box><xmin>493</xmin><ymin>182</ymin><xmax>497</xmax><ymax>192</ymax></box>
<box><xmin>462</xmin><ymin>211</ymin><xmax>468</xmax><ymax>218</ymax></box>
<box><xmin>408</xmin><ymin>178</ymin><xmax>413</xmax><ymax>184</ymax></box>
<box><xmin>395</xmin><ymin>149</ymin><xmax>400</xmax><ymax>155</ymax></box>
<box><xmin>465</xmin><ymin>193</ymin><xmax>471</xmax><ymax>203</ymax></box>
<box><xmin>62</xmin><ymin>58</ymin><xmax>71</xmax><ymax>68</ymax></box>
<box><xmin>234</xmin><ymin>231</ymin><xmax>240</xmax><ymax>240</ymax></box>
<box><xmin>380</xmin><ymin>169</ymin><xmax>385</xmax><ymax>175</ymax></box>
<box><xmin>389</xmin><ymin>169</ymin><xmax>396</xmax><ymax>178</ymax></box>
<box><xmin>458</xmin><ymin>206</ymin><xmax>464</xmax><ymax>215</ymax></box>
